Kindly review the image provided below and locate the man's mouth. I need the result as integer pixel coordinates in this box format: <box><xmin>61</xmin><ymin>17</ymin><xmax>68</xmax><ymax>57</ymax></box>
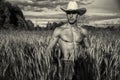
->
<box><xmin>69</xmin><ymin>19</ymin><xmax>74</xmax><ymax>21</ymax></box>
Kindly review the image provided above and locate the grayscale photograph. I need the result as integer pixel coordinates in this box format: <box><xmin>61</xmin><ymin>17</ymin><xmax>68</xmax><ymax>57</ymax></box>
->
<box><xmin>0</xmin><ymin>0</ymin><xmax>120</xmax><ymax>80</ymax></box>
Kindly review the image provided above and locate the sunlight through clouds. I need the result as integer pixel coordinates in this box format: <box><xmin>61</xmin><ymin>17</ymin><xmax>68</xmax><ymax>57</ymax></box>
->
<box><xmin>6</xmin><ymin>0</ymin><xmax>120</xmax><ymax>26</ymax></box>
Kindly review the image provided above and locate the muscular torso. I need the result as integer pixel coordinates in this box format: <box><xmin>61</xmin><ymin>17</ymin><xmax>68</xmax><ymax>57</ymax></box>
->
<box><xmin>57</xmin><ymin>24</ymin><xmax>86</xmax><ymax>60</ymax></box>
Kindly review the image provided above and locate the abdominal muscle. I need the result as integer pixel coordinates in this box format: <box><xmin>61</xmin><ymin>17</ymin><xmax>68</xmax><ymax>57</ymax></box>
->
<box><xmin>58</xmin><ymin>40</ymin><xmax>80</xmax><ymax>61</ymax></box>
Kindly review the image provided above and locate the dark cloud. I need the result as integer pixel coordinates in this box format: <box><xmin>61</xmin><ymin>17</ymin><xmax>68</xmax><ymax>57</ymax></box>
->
<box><xmin>116</xmin><ymin>0</ymin><xmax>120</xmax><ymax>10</ymax></box>
<box><xmin>6</xmin><ymin>0</ymin><xmax>120</xmax><ymax>27</ymax></box>
<box><xmin>6</xmin><ymin>0</ymin><xmax>120</xmax><ymax>13</ymax></box>
<box><xmin>6</xmin><ymin>0</ymin><xmax>94</xmax><ymax>11</ymax></box>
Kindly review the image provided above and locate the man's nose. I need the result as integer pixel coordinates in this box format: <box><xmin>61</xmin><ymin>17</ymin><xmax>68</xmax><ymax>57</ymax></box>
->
<box><xmin>69</xmin><ymin>13</ymin><xmax>73</xmax><ymax>18</ymax></box>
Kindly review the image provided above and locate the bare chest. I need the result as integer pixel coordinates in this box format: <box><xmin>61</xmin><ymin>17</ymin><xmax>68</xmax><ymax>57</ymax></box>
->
<box><xmin>60</xmin><ymin>28</ymin><xmax>84</xmax><ymax>43</ymax></box>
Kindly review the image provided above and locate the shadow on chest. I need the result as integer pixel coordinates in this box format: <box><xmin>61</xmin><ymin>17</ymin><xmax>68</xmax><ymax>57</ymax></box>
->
<box><xmin>60</xmin><ymin>29</ymin><xmax>84</xmax><ymax>42</ymax></box>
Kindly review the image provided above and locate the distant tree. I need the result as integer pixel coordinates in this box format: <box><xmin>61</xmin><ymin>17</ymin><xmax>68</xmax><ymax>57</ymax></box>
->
<box><xmin>0</xmin><ymin>0</ymin><xmax>29</xmax><ymax>30</ymax></box>
<box><xmin>0</xmin><ymin>0</ymin><xmax>6</xmax><ymax>27</ymax></box>
<box><xmin>26</xmin><ymin>20</ymin><xmax>34</xmax><ymax>30</ymax></box>
<box><xmin>52</xmin><ymin>22</ymin><xmax>57</xmax><ymax>29</ymax></box>
<box><xmin>35</xmin><ymin>25</ymin><xmax>42</xmax><ymax>30</ymax></box>
<box><xmin>46</xmin><ymin>22</ymin><xmax>54</xmax><ymax>30</ymax></box>
<box><xmin>45</xmin><ymin>21</ymin><xmax>65</xmax><ymax>30</ymax></box>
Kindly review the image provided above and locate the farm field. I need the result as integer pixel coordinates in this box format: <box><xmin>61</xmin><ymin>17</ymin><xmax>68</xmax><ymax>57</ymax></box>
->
<box><xmin>0</xmin><ymin>28</ymin><xmax>120</xmax><ymax>80</ymax></box>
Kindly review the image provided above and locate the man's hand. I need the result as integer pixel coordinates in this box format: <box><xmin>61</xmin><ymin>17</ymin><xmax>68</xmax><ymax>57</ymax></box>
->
<box><xmin>45</xmin><ymin>27</ymin><xmax>61</xmax><ymax>68</ymax></box>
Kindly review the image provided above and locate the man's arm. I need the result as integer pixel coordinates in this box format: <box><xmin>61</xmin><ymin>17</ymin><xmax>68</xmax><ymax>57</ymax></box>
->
<box><xmin>45</xmin><ymin>28</ymin><xmax>61</xmax><ymax>70</ymax></box>
<box><xmin>84</xmin><ymin>36</ymin><xmax>90</xmax><ymax>49</ymax></box>
<box><xmin>82</xmin><ymin>28</ymin><xmax>91</xmax><ymax>49</ymax></box>
<box><xmin>46</xmin><ymin>28</ymin><xmax>61</xmax><ymax>55</ymax></box>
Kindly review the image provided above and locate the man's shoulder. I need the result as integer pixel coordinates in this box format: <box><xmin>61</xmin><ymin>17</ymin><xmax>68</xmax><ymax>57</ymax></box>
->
<box><xmin>53</xmin><ymin>27</ymin><xmax>61</xmax><ymax>36</ymax></box>
<box><xmin>53</xmin><ymin>24</ymin><xmax>67</xmax><ymax>36</ymax></box>
<box><xmin>59</xmin><ymin>23</ymin><xmax>68</xmax><ymax>29</ymax></box>
<box><xmin>78</xmin><ymin>25</ymin><xmax>88</xmax><ymax>36</ymax></box>
<box><xmin>55</xmin><ymin>24</ymin><xmax>68</xmax><ymax>31</ymax></box>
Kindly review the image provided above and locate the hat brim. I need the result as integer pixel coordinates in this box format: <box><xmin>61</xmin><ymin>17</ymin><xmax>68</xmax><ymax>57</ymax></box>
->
<box><xmin>61</xmin><ymin>8</ymin><xmax>86</xmax><ymax>16</ymax></box>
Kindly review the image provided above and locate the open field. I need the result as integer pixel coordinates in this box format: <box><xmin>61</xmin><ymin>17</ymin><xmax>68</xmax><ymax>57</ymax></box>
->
<box><xmin>0</xmin><ymin>28</ymin><xmax>120</xmax><ymax>80</ymax></box>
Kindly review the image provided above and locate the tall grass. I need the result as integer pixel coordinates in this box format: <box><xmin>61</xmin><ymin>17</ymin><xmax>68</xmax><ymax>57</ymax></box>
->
<box><xmin>0</xmin><ymin>29</ymin><xmax>119</xmax><ymax>80</ymax></box>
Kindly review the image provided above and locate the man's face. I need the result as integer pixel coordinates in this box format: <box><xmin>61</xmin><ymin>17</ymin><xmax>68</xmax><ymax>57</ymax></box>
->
<box><xmin>66</xmin><ymin>12</ymin><xmax>78</xmax><ymax>24</ymax></box>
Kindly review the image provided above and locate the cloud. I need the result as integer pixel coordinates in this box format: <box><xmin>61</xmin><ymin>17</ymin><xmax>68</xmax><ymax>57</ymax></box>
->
<box><xmin>6</xmin><ymin>0</ymin><xmax>31</xmax><ymax>3</ymax></box>
<box><xmin>116</xmin><ymin>0</ymin><xmax>120</xmax><ymax>10</ymax></box>
<box><xmin>82</xmin><ymin>0</ymin><xmax>120</xmax><ymax>14</ymax></box>
<box><xmin>6</xmin><ymin>0</ymin><xmax>120</xmax><ymax>16</ymax></box>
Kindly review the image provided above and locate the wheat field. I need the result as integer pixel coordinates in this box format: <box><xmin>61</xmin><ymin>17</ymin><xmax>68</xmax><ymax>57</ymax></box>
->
<box><xmin>0</xmin><ymin>28</ymin><xmax>120</xmax><ymax>80</ymax></box>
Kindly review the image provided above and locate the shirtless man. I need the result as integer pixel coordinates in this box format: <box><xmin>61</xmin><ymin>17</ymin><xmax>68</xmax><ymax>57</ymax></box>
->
<box><xmin>46</xmin><ymin>1</ymin><xmax>90</xmax><ymax>80</ymax></box>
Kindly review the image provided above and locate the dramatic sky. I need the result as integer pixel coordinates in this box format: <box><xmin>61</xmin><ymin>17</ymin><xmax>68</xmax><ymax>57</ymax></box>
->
<box><xmin>6</xmin><ymin>0</ymin><xmax>120</xmax><ymax>26</ymax></box>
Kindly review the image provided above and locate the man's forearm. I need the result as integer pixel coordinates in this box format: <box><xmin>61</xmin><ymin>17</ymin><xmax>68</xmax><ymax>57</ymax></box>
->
<box><xmin>84</xmin><ymin>37</ymin><xmax>90</xmax><ymax>48</ymax></box>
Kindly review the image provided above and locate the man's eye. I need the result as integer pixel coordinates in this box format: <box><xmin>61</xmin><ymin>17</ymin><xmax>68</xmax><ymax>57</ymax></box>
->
<box><xmin>72</xmin><ymin>12</ymin><xmax>76</xmax><ymax>14</ymax></box>
<box><xmin>67</xmin><ymin>12</ymin><xmax>76</xmax><ymax>14</ymax></box>
<box><xmin>67</xmin><ymin>12</ymin><xmax>71</xmax><ymax>14</ymax></box>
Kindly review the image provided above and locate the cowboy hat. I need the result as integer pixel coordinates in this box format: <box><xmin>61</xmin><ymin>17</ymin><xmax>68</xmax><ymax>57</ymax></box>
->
<box><xmin>61</xmin><ymin>1</ymin><xmax>86</xmax><ymax>15</ymax></box>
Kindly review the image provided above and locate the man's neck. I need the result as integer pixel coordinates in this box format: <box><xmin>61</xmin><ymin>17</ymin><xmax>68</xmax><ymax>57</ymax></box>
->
<box><xmin>69</xmin><ymin>23</ymin><xmax>77</xmax><ymax>28</ymax></box>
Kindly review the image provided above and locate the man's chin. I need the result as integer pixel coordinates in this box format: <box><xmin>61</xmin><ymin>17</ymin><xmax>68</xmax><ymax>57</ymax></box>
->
<box><xmin>68</xmin><ymin>20</ymin><xmax>77</xmax><ymax>24</ymax></box>
<box><xmin>68</xmin><ymin>21</ymin><xmax>75</xmax><ymax>24</ymax></box>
